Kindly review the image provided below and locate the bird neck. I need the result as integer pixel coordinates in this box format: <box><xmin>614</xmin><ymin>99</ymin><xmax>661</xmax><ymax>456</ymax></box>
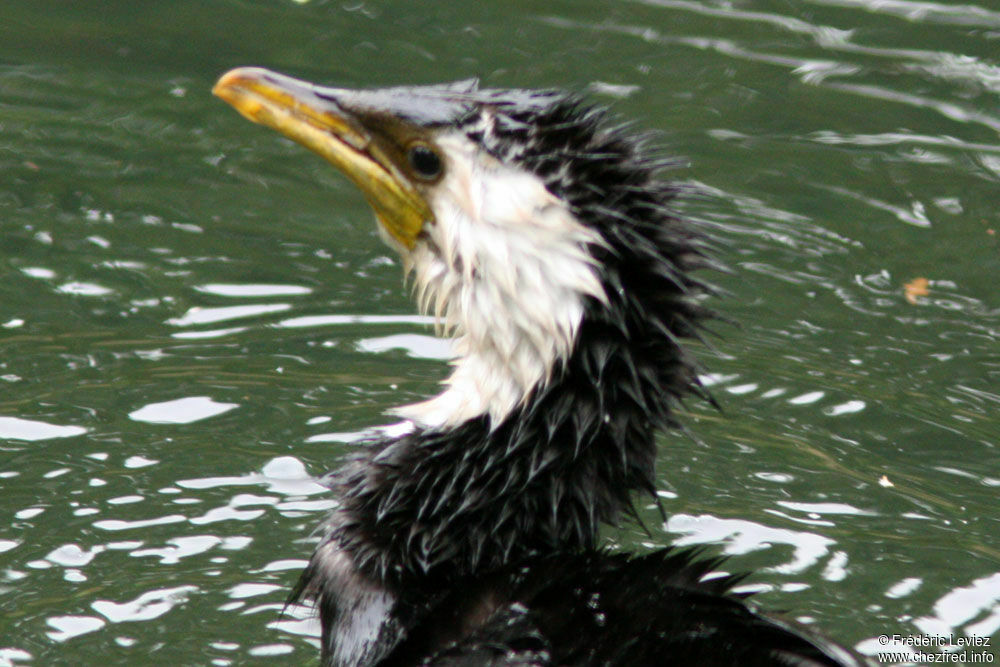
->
<box><xmin>333</xmin><ymin>306</ymin><xmax>674</xmax><ymax>589</ymax></box>
<box><xmin>300</xmin><ymin>177</ymin><xmax>709</xmax><ymax>666</ymax></box>
<box><xmin>331</xmin><ymin>182</ymin><xmax>710</xmax><ymax>587</ymax></box>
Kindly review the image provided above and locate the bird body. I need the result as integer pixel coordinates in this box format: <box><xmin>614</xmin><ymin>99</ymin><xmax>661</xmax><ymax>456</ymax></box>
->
<box><xmin>214</xmin><ymin>68</ymin><xmax>866</xmax><ymax>666</ymax></box>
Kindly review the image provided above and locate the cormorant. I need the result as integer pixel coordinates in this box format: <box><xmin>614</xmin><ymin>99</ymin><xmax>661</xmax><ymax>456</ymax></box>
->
<box><xmin>213</xmin><ymin>68</ymin><xmax>867</xmax><ymax>667</ymax></box>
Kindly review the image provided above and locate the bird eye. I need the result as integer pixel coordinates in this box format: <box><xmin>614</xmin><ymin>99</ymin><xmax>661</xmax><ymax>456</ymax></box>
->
<box><xmin>407</xmin><ymin>143</ymin><xmax>443</xmax><ymax>180</ymax></box>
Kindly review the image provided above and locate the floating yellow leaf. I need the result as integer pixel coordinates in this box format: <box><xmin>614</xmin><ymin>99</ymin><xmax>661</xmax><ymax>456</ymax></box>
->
<box><xmin>903</xmin><ymin>277</ymin><xmax>929</xmax><ymax>304</ymax></box>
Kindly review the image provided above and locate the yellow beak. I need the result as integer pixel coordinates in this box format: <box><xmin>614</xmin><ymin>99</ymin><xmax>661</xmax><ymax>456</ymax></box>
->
<box><xmin>213</xmin><ymin>67</ymin><xmax>431</xmax><ymax>249</ymax></box>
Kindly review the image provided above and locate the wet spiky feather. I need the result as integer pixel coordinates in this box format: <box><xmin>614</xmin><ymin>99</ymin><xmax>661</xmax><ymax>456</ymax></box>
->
<box><xmin>382</xmin><ymin>548</ymin><xmax>852</xmax><ymax>667</ymax></box>
<box><xmin>297</xmin><ymin>88</ymin><xmax>711</xmax><ymax>590</ymax></box>
<box><xmin>214</xmin><ymin>70</ymin><xmax>863</xmax><ymax>667</ymax></box>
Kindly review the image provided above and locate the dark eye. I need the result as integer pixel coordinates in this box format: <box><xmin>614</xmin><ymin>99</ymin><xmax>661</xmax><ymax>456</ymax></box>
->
<box><xmin>407</xmin><ymin>143</ymin><xmax>443</xmax><ymax>180</ymax></box>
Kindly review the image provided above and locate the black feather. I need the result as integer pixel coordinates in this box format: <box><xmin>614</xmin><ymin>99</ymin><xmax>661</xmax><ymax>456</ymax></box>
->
<box><xmin>274</xmin><ymin>81</ymin><xmax>867</xmax><ymax>666</ymax></box>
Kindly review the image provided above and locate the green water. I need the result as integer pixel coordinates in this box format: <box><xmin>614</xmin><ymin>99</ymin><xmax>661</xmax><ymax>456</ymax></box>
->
<box><xmin>2</xmin><ymin>1</ymin><xmax>998</xmax><ymax>664</ymax></box>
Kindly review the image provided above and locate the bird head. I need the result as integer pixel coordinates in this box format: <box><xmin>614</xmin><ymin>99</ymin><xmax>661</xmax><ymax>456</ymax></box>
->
<box><xmin>214</xmin><ymin>68</ymin><xmax>708</xmax><ymax>432</ymax></box>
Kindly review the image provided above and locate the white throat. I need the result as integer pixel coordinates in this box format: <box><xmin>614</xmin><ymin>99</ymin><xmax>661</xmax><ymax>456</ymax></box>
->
<box><xmin>390</xmin><ymin>132</ymin><xmax>607</xmax><ymax>430</ymax></box>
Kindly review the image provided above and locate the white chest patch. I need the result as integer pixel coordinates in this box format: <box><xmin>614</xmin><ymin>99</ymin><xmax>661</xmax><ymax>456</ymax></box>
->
<box><xmin>391</xmin><ymin>132</ymin><xmax>607</xmax><ymax>430</ymax></box>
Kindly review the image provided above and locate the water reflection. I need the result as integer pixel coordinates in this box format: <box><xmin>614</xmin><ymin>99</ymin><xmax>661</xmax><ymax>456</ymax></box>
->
<box><xmin>46</xmin><ymin>615</ymin><xmax>106</xmax><ymax>643</ymax></box>
<box><xmin>166</xmin><ymin>304</ymin><xmax>293</xmax><ymax>327</ymax></box>
<box><xmin>0</xmin><ymin>417</ymin><xmax>87</xmax><ymax>441</ymax></box>
<box><xmin>128</xmin><ymin>396</ymin><xmax>240</xmax><ymax>425</ymax></box>
<box><xmin>666</xmin><ymin>513</ymin><xmax>837</xmax><ymax>577</ymax></box>
<box><xmin>194</xmin><ymin>283</ymin><xmax>313</xmax><ymax>297</ymax></box>
<box><xmin>807</xmin><ymin>0</ymin><xmax>1000</xmax><ymax>28</ymax></box>
<box><xmin>10</xmin><ymin>453</ymin><xmax>335</xmax><ymax>660</ymax></box>
<box><xmin>915</xmin><ymin>572</ymin><xmax>1000</xmax><ymax>638</ymax></box>
<box><xmin>175</xmin><ymin>457</ymin><xmax>328</xmax><ymax>497</ymax></box>
<box><xmin>133</xmin><ymin>536</ymin><xmax>254</xmax><ymax>565</ymax></box>
<box><xmin>356</xmin><ymin>333</ymin><xmax>454</xmax><ymax>360</ymax></box>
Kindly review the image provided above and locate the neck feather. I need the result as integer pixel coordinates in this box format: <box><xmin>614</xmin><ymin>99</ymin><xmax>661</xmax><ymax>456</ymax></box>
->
<box><xmin>322</xmin><ymin>213</ymin><xmax>709</xmax><ymax>588</ymax></box>
<box><xmin>392</xmin><ymin>132</ymin><xmax>607</xmax><ymax>429</ymax></box>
